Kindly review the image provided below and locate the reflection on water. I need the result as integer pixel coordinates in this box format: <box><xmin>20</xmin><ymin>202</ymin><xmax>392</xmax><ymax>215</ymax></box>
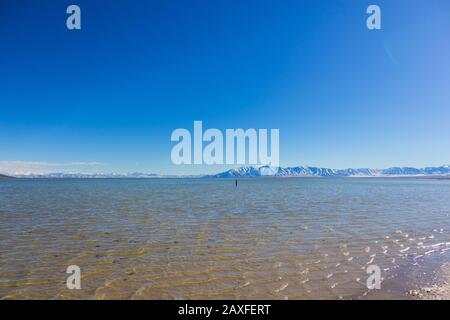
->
<box><xmin>1</xmin><ymin>178</ymin><xmax>450</xmax><ymax>299</ymax></box>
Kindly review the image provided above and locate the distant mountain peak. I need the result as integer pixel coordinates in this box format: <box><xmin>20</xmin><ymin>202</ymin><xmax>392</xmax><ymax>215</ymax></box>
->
<box><xmin>211</xmin><ymin>165</ymin><xmax>450</xmax><ymax>178</ymax></box>
<box><xmin>11</xmin><ymin>172</ymin><xmax>159</xmax><ymax>179</ymax></box>
<box><xmin>0</xmin><ymin>174</ymin><xmax>15</xmax><ymax>179</ymax></box>
<box><xmin>6</xmin><ymin>165</ymin><xmax>450</xmax><ymax>179</ymax></box>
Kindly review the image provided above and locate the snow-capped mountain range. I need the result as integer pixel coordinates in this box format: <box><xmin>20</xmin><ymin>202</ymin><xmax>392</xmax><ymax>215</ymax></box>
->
<box><xmin>5</xmin><ymin>165</ymin><xmax>450</xmax><ymax>179</ymax></box>
<box><xmin>11</xmin><ymin>172</ymin><xmax>202</xmax><ymax>179</ymax></box>
<box><xmin>211</xmin><ymin>165</ymin><xmax>450</xmax><ymax>178</ymax></box>
<box><xmin>12</xmin><ymin>172</ymin><xmax>160</xmax><ymax>179</ymax></box>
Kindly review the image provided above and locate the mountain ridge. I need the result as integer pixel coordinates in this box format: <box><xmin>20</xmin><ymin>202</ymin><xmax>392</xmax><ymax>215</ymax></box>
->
<box><xmin>0</xmin><ymin>174</ymin><xmax>15</xmax><ymax>179</ymax></box>
<box><xmin>3</xmin><ymin>165</ymin><xmax>450</xmax><ymax>179</ymax></box>
<box><xmin>211</xmin><ymin>165</ymin><xmax>450</xmax><ymax>178</ymax></box>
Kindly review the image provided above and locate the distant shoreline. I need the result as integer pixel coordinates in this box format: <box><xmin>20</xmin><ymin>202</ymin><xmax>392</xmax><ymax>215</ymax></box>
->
<box><xmin>3</xmin><ymin>165</ymin><xmax>450</xmax><ymax>179</ymax></box>
<box><xmin>3</xmin><ymin>175</ymin><xmax>450</xmax><ymax>180</ymax></box>
<box><xmin>0</xmin><ymin>174</ymin><xmax>15</xmax><ymax>179</ymax></box>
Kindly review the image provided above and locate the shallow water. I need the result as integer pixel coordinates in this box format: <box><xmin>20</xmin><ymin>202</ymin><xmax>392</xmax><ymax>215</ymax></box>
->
<box><xmin>1</xmin><ymin>178</ymin><xmax>450</xmax><ymax>299</ymax></box>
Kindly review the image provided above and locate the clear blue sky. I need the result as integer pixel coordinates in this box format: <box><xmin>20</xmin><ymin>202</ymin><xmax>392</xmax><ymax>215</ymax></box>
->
<box><xmin>1</xmin><ymin>0</ymin><xmax>449</xmax><ymax>175</ymax></box>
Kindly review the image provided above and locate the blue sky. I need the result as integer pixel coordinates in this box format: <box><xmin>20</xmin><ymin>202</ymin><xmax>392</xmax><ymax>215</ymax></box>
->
<box><xmin>1</xmin><ymin>0</ymin><xmax>449</xmax><ymax>175</ymax></box>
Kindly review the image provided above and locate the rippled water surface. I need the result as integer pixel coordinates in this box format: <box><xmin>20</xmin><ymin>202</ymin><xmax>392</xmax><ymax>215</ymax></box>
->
<box><xmin>1</xmin><ymin>178</ymin><xmax>450</xmax><ymax>299</ymax></box>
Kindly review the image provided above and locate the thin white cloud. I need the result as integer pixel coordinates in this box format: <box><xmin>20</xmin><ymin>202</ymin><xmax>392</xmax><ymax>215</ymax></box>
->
<box><xmin>0</xmin><ymin>160</ymin><xmax>105</xmax><ymax>175</ymax></box>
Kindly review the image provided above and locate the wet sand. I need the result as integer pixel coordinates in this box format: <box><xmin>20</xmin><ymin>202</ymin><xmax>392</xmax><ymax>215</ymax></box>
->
<box><xmin>407</xmin><ymin>262</ymin><xmax>450</xmax><ymax>300</ymax></box>
<box><xmin>363</xmin><ymin>249</ymin><xmax>450</xmax><ymax>300</ymax></box>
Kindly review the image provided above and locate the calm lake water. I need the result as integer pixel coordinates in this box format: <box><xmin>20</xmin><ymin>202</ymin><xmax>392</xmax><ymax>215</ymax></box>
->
<box><xmin>1</xmin><ymin>178</ymin><xmax>450</xmax><ymax>299</ymax></box>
